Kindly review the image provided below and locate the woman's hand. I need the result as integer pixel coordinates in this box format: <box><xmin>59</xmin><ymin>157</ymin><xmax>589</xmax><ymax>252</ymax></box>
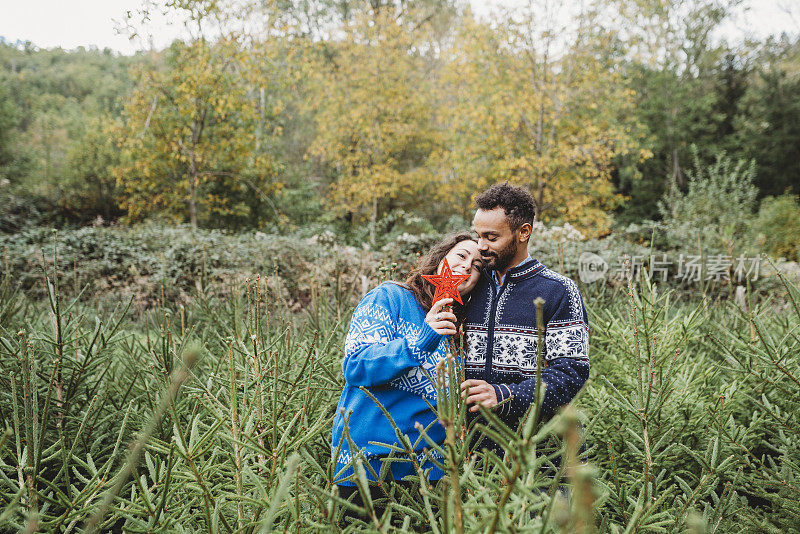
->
<box><xmin>425</xmin><ymin>298</ymin><xmax>457</xmax><ymax>336</ymax></box>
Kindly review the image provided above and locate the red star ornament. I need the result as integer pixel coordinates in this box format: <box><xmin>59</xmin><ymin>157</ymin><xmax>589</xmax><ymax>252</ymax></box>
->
<box><xmin>421</xmin><ymin>257</ymin><xmax>471</xmax><ymax>305</ymax></box>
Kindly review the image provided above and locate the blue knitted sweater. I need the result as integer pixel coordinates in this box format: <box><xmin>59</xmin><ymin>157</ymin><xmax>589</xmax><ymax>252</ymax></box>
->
<box><xmin>331</xmin><ymin>282</ymin><xmax>447</xmax><ymax>486</ymax></box>
<box><xmin>464</xmin><ymin>259</ymin><xmax>590</xmax><ymax>432</ymax></box>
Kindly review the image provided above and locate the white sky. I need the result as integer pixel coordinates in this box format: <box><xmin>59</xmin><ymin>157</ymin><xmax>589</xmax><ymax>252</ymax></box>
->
<box><xmin>0</xmin><ymin>0</ymin><xmax>798</xmax><ymax>55</ymax></box>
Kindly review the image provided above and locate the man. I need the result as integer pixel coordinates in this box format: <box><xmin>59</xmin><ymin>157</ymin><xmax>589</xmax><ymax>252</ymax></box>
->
<box><xmin>459</xmin><ymin>182</ymin><xmax>589</xmax><ymax>445</ymax></box>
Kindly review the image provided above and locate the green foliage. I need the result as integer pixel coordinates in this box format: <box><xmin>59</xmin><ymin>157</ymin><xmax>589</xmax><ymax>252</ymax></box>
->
<box><xmin>588</xmin><ymin>272</ymin><xmax>745</xmax><ymax>531</ymax></box>
<box><xmin>2</xmin><ymin>7</ymin><xmax>800</xmax><ymax>234</ymax></box>
<box><xmin>752</xmin><ymin>194</ymin><xmax>800</xmax><ymax>262</ymax></box>
<box><xmin>585</xmin><ymin>266</ymin><xmax>800</xmax><ymax>532</ymax></box>
<box><xmin>61</xmin><ymin>115</ymin><xmax>123</xmax><ymax>222</ymax></box>
<box><xmin>658</xmin><ymin>149</ymin><xmax>757</xmax><ymax>251</ymax></box>
<box><xmin>0</xmin><ymin>225</ymin><xmax>380</xmax><ymax>314</ymax></box>
<box><xmin>0</xmin><ymin>42</ymin><xmax>139</xmax><ymax>194</ymax></box>
<box><xmin>707</xmin><ymin>267</ymin><xmax>800</xmax><ymax>531</ymax></box>
<box><xmin>610</xmin><ymin>0</ymin><xmax>747</xmax><ymax>223</ymax></box>
<box><xmin>0</xmin><ymin>190</ymin><xmax>47</xmax><ymax>234</ymax></box>
<box><xmin>1</xmin><ymin>231</ymin><xmax>800</xmax><ymax>531</ymax></box>
<box><xmin>737</xmin><ymin>43</ymin><xmax>800</xmax><ymax>198</ymax></box>
<box><xmin>0</xmin><ymin>82</ymin><xmax>28</xmax><ymax>183</ymax></box>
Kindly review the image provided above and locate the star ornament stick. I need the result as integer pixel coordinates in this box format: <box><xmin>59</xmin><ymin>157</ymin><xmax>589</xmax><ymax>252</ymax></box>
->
<box><xmin>422</xmin><ymin>258</ymin><xmax>470</xmax><ymax>305</ymax></box>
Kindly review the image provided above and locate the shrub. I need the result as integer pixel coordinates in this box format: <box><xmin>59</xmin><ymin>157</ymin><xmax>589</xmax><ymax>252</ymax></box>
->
<box><xmin>0</xmin><ymin>188</ymin><xmax>47</xmax><ymax>233</ymax></box>
<box><xmin>752</xmin><ymin>194</ymin><xmax>800</xmax><ymax>262</ymax></box>
<box><xmin>0</xmin><ymin>225</ymin><xmax>381</xmax><ymax>311</ymax></box>
<box><xmin>659</xmin><ymin>149</ymin><xmax>758</xmax><ymax>252</ymax></box>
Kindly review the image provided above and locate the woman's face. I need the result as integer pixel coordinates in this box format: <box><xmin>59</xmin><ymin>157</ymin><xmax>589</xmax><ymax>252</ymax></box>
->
<box><xmin>439</xmin><ymin>240</ymin><xmax>483</xmax><ymax>297</ymax></box>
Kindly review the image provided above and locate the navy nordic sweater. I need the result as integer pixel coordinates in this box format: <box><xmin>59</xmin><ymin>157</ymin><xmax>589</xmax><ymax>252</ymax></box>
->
<box><xmin>464</xmin><ymin>258</ymin><xmax>590</xmax><ymax>430</ymax></box>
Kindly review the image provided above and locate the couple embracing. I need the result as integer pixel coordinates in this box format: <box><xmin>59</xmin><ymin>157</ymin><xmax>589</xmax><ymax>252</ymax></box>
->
<box><xmin>331</xmin><ymin>182</ymin><xmax>590</xmax><ymax>507</ymax></box>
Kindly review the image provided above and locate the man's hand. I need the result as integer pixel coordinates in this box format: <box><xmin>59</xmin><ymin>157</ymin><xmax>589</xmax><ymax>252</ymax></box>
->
<box><xmin>460</xmin><ymin>379</ymin><xmax>498</xmax><ymax>413</ymax></box>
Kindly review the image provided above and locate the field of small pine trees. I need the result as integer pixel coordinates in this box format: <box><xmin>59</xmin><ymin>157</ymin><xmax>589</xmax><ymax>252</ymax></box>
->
<box><xmin>0</xmin><ymin>234</ymin><xmax>798</xmax><ymax>533</ymax></box>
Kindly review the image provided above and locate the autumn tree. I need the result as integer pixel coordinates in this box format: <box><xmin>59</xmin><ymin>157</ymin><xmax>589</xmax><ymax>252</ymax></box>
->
<box><xmin>116</xmin><ymin>35</ymin><xmax>280</xmax><ymax>229</ymax></box>
<box><xmin>305</xmin><ymin>3</ymin><xmax>449</xmax><ymax>243</ymax></box>
<box><xmin>438</xmin><ymin>4</ymin><xmax>646</xmax><ymax>236</ymax></box>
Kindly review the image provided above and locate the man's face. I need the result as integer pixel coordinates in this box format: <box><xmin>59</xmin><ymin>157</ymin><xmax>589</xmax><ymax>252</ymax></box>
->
<box><xmin>473</xmin><ymin>208</ymin><xmax>519</xmax><ymax>272</ymax></box>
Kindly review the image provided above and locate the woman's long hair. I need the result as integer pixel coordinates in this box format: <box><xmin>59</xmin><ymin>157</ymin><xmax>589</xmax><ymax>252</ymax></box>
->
<box><xmin>404</xmin><ymin>232</ymin><xmax>478</xmax><ymax>332</ymax></box>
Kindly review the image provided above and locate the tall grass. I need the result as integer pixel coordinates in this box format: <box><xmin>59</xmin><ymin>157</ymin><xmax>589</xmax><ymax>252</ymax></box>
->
<box><xmin>0</xmin><ymin>240</ymin><xmax>798</xmax><ymax>532</ymax></box>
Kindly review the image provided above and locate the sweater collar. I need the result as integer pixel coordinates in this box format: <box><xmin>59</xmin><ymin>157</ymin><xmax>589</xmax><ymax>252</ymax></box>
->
<box><xmin>506</xmin><ymin>257</ymin><xmax>545</xmax><ymax>281</ymax></box>
<box><xmin>482</xmin><ymin>257</ymin><xmax>546</xmax><ymax>284</ymax></box>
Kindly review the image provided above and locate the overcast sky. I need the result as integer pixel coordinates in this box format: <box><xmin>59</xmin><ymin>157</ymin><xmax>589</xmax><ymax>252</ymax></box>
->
<box><xmin>1</xmin><ymin>0</ymin><xmax>798</xmax><ymax>55</ymax></box>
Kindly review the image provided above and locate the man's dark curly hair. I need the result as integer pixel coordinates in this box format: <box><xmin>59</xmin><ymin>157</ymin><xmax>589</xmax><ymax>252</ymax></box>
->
<box><xmin>474</xmin><ymin>182</ymin><xmax>536</xmax><ymax>232</ymax></box>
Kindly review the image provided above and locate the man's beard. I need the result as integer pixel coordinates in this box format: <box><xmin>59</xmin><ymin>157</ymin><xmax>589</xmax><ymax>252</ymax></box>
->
<box><xmin>482</xmin><ymin>239</ymin><xmax>518</xmax><ymax>273</ymax></box>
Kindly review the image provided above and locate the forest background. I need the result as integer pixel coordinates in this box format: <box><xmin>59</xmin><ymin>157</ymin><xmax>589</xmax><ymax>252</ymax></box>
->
<box><xmin>2</xmin><ymin>1</ymin><xmax>800</xmax><ymax>532</ymax></box>
<box><xmin>1</xmin><ymin>0</ymin><xmax>799</xmax><ymax>252</ymax></box>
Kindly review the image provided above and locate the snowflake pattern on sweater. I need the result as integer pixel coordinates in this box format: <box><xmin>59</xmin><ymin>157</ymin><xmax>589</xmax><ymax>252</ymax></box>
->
<box><xmin>464</xmin><ymin>259</ymin><xmax>590</xmax><ymax>427</ymax></box>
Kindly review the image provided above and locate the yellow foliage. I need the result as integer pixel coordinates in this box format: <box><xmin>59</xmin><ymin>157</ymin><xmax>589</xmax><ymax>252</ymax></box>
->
<box><xmin>115</xmin><ymin>37</ymin><xmax>282</xmax><ymax>226</ymax></box>
<box><xmin>304</xmin><ymin>7</ymin><xmax>442</xmax><ymax>223</ymax></box>
<box><xmin>111</xmin><ymin>3</ymin><xmax>652</xmax><ymax>233</ymax></box>
<box><xmin>435</xmin><ymin>12</ymin><xmax>648</xmax><ymax>236</ymax></box>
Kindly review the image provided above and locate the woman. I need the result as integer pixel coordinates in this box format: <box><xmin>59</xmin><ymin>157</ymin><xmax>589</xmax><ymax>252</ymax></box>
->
<box><xmin>331</xmin><ymin>233</ymin><xmax>483</xmax><ymax>504</ymax></box>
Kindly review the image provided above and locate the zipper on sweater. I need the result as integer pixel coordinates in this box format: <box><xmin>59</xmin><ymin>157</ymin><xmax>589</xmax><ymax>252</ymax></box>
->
<box><xmin>484</xmin><ymin>280</ymin><xmax>509</xmax><ymax>376</ymax></box>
